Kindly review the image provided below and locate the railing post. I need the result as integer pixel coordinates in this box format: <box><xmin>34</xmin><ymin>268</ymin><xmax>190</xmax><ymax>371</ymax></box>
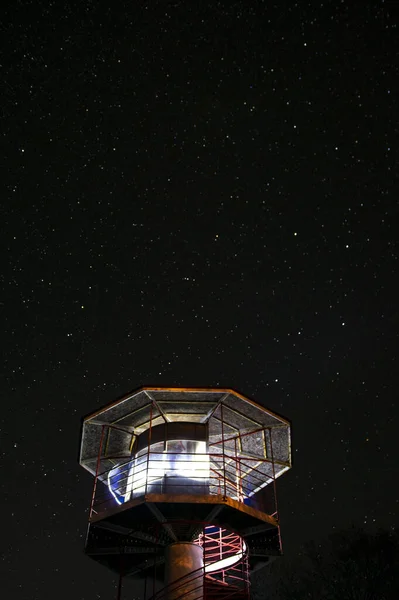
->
<box><xmin>146</xmin><ymin>402</ymin><xmax>154</xmax><ymax>496</ymax></box>
<box><xmin>201</xmin><ymin>525</ymin><xmax>205</xmax><ymax>600</ymax></box>
<box><xmin>90</xmin><ymin>424</ymin><xmax>106</xmax><ymax>518</ymax></box>
<box><xmin>268</xmin><ymin>427</ymin><xmax>278</xmax><ymax>515</ymax></box>
<box><xmin>234</xmin><ymin>437</ymin><xmax>238</xmax><ymax>499</ymax></box>
<box><xmin>219</xmin><ymin>527</ymin><xmax>225</xmax><ymax>585</ymax></box>
<box><xmin>235</xmin><ymin>435</ymin><xmax>243</xmax><ymax>502</ymax></box>
<box><xmin>221</xmin><ymin>403</ymin><xmax>226</xmax><ymax>499</ymax></box>
<box><xmin>268</xmin><ymin>427</ymin><xmax>282</xmax><ymax>551</ymax></box>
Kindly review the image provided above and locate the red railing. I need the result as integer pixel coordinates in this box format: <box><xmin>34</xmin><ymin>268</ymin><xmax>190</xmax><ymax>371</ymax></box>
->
<box><xmin>146</xmin><ymin>526</ymin><xmax>250</xmax><ymax>600</ymax></box>
<box><xmin>150</xmin><ymin>566</ymin><xmax>204</xmax><ymax>600</ymax></box>
<box><xmin>89</xmin><ymin>448</ymin><xmax>278</xmax><ymax>520</ymax></box>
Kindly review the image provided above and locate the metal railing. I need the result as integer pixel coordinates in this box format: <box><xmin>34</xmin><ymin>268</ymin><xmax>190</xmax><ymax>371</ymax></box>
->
<box><xmin>89</xmin><ymin>446</ymin><xmax>278</xmax><ymax>520</ymax></box>
<box><xmin>147</xmin><ymin>526</ymin><xmax>250</xmax><ymax>600</ymax></box>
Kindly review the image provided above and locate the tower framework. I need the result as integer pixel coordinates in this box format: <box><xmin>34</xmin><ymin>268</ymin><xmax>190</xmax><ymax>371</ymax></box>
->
<box><xmin>79</xmin><ymin>388</ymin><xmax>292</xmax><ymax>600</ymax></box>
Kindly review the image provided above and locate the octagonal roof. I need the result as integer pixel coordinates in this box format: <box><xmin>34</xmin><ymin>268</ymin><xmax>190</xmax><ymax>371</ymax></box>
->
<box><xmin>80</xmin><ymin>387</ymin><xmax>291</xmax><ymax>482</ymax></box>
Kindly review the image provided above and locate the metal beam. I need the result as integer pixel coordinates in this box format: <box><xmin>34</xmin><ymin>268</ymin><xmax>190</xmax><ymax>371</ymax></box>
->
<box><xmin>144</xmin><ymin>390</ymin><xmax>169</xmax><ymax>423</ymax></box>
<box><xmin>240</xmin><ymin>523</ymin><xmax>274</xmax><ymax>537</ymax></box>
<box><xmin>203</xmin><ymin>504</ymin><xmax>223</xmax><ymax>523</ymax></box>
<box><xmin>124</xmin><ymin>555</ymin><xmax>165</xmax><ymax>577</ymax></box>
<box><xmin>147</xmin><ymin>502</ymin><xmax>178</xmax><ymax>542</ymax></box>
<box><xmin>94</xmin><ymin>521</ymin><xmax>132</xmax><ymax>535</ymax></box>
<box><xmin>87</xmin><ymin>546</ymin><xmax>156</xmax><ymax>555</ymax></box>
<box><xmin>201</xmin><ymin>393</ymin><xmax>229</xmax><ymax>423</ymax></box>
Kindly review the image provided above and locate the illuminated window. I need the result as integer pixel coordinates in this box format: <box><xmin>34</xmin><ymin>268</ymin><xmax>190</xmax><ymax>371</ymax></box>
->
<box><xmin>108</xmin><ymin>440</ymin><xmax>209</xmax><ymax>504</ymax></box>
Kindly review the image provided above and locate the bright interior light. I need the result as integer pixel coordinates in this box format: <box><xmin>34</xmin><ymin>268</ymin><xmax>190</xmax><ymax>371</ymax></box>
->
<box><xmin>108</xmin><ymin>470</ymin><xmax>123</xmax><ymax>505</ymax></box>
<box><xmin>204</xmin><ymin>541</ymin><xmax>247</xmax><ymax>572</ymax></box>
<box><xmin>107</xmin><ymin>440</ymin><xmax>210</xmax><ymax>503</ymax></box>
<box><xmin>108</xmin><ymin>463</ymin><xmax>131</xmax><ymax>505</ymax></box>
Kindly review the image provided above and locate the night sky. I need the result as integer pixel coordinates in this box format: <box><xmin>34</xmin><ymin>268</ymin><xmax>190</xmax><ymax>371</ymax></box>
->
<box><xmin>2</xmin><ymin>2</ymin><xmax>398</xmax><ymax>599</ymax></box>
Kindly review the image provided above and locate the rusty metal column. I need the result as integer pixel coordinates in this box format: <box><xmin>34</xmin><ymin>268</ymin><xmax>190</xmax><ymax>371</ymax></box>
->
<box><xmin>164</xmin><ymin>542</ymin><xmax>203</xmax><ymax>600</ymax></box>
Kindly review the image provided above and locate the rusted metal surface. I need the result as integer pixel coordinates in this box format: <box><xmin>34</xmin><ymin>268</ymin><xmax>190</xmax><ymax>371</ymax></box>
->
<box><xmin>165</xmin><ymin>543</ymin><xmax>204</xmax><ymax>600</ymax></box>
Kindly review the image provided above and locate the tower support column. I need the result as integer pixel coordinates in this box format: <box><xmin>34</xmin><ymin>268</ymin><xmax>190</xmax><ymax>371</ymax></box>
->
<box><xmin>164</xmin><ymin>542</ymin><xmax>204</xmax><ymax>600</ymax></box>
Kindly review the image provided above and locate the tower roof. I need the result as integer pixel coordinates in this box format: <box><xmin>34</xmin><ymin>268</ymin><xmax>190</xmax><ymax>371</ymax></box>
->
<box><xmin>80</xmin><ymin>387</ymin><xmax>291</xmax><ymax>481</ymax></box>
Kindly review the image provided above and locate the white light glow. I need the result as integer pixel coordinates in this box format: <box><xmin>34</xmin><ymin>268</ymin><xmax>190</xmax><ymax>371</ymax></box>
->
<box><xmin>107</xmin><ymin>441</ymin><xmax>210</xmax><ymax>503</ymax></box>
<box><xmin>204</xmin><ymin>540</ymin><xmax>247</xmax><ymax>573</ymax></box>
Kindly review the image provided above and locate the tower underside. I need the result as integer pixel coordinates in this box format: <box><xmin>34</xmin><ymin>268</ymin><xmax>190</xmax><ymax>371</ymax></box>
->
<box><xmin>86</xmin><ymin>492</ymin><xmax>281</xmax><ymax>578</ymax></box>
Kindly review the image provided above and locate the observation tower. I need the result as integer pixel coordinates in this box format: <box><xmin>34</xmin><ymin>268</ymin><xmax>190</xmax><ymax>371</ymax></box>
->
<box><xmin>79</xmin><ymin>387</ymin><xmax>291</xmax><ymax>600</ymax></box>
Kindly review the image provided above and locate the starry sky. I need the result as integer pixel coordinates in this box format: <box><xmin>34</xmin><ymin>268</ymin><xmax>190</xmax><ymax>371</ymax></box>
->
<box><xmin>2</xmin><ymin>2</ymin><xmax>398</xmax><ymax>600</ymax></box>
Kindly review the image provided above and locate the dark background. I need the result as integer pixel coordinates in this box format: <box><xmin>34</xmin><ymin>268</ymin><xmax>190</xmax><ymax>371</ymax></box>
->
<box><xmin>1</xmin><ymin>2</ymin><xmax>398</xmax><ymax>599</ymax></box>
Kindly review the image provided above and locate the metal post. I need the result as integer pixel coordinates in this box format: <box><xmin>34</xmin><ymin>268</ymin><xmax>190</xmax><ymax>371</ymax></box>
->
<box><xmin>146</xmin><ymin>402</ymin><xmax>153</xmax><ymax>496</ymax></box>
<box><xmin>221</xmin><ymin>404</ymin><xmax>226</xmax><ymax>498</ymax></box>
<box><xmin>268</xmin><ymin>428</ymin><xmax>279</xmax><ymax>516</ymax></box>
<box><xmin>244</xmin><ymin>551</ymin><xmax>250</xmax><ymax>598</ymax></box>
<box><xmin>268</xmin><ymin>427</ymin><xmax>282</xmax><ymax>552</ymax></box>
<box><xmin>202</xmin><ymin>525</ymin><xmax>205</xmax><ymax>598</ymax></box>
<box><xmin>238</xmin><ymin>431</ymin><xmax>244</xmax><ymax>502</ymax></box>
<box><xmin>235</xmin><ymin>437</ymin><xmax>243</xmax><ymax>501</ymax></box>
<box><xmin>116</xmin><ymin>573</ymin><xmax>122</xmax><ymax>600</ymax></box>
<box><xmin>234</xmin><ymin>437</ymin><xmax>238</xmax><ymax>499</ymax></box>
<box><xmin>153</xmin><ymin>523</ymin><xmax>158</xmax><ymax>600</ymax></box>
<box><xmin>219</xmin><ymin>527</ymin><xmax>225</xmax><ymax>585</ymax></box>
<box><xmin>143</xmin><ymin>570</ymin><xmax>148</xmax><ymax>600</ymax></box>
<box><xmin>90</xmin><ymin>424</ymin><xmax>106</xmax><ymax>518</ymax></box>
<box><xmin>116</xmin><ymin>552</ymin><xmax>124</xmax><ymax>600</ymax></box>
